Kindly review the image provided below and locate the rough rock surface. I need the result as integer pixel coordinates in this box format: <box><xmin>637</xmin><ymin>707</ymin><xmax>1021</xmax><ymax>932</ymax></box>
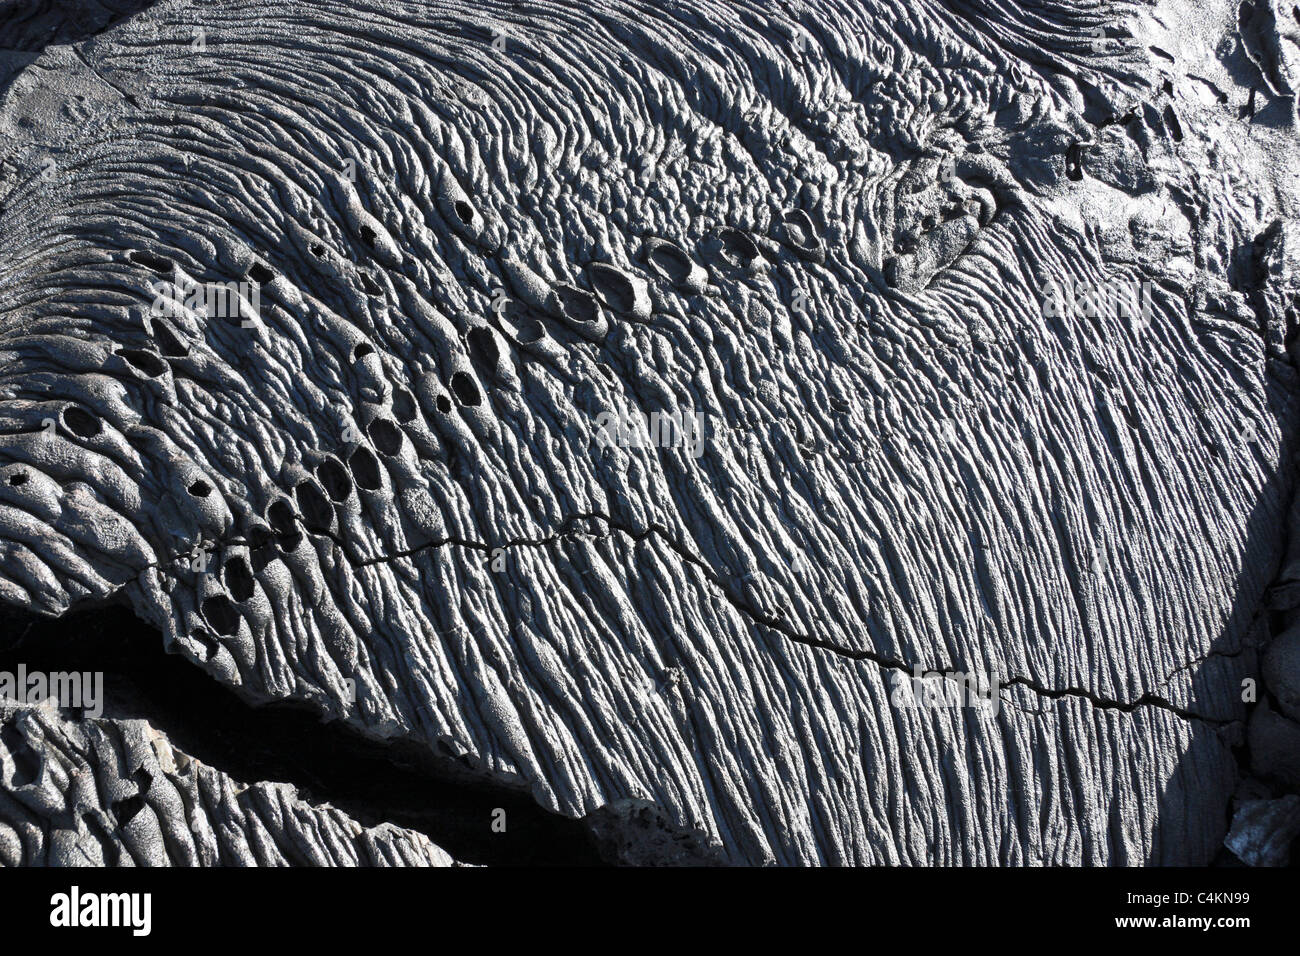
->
<box><xmin>1</xmin><ymin>0</ymin><xmax>1299</xmax><ymax>865</ymax></box>
<box><xmin>1223</xmin><ymin>793</ymin><xmax>1300</xmax><ymax>867</ymax></box>
<box><xmin>0</xmin><ymin>704</ymin><xmax>458</xmax><ymax>866</ymax></box>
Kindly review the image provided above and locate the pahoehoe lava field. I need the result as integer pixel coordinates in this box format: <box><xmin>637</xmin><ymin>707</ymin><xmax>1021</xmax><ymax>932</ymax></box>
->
<box><xmin>0</xmin><ymin>0</ymin><xmax>1299</xmax><ymax>867</ymax></box>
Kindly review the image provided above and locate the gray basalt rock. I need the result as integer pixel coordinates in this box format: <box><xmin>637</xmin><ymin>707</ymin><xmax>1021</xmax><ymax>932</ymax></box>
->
<box><xmin>1224</xmin><ymin>794</ymin><xmax>1300</xmax><ymax>867</ymax></box>
<box><xmin>0</xmin><ymin>0</ymin><xmax>1298</xmax><ymax>866</ymax></box>
<box><xmin>0</xmin><ymin>705</ymin><xmax>459</xmax><ymax>866</ymax></box>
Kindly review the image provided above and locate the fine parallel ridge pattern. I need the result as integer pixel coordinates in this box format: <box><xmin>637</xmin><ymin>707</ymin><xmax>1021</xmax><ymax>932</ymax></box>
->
<box><xmin>1</xmin><ymin>0</ymin><xmax>1299</xmax><ymax>865</ymax></box>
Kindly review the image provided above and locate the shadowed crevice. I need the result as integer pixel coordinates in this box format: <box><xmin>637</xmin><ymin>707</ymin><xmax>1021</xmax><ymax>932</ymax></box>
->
<box><xmin>0</xmin><ymin>602</ymin><xmax>612</xmax><ymax>867</ymax></box>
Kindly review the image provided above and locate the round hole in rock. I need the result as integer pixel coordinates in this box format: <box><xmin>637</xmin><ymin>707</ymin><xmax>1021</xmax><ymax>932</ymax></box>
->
<box><xmin>359</xmin><ymin>225</ymin><xmax>377</xmax><ymax>248</ymax></box>
<box><xmin>391</xmin><ymin>387</ymin><xmax>418</xmax><ymax>423</ymax></box>
<box><xmin>190</xmin><ymin>629</ymin><xmax>220</xmax><ymax>662</ymax></box>
<box><xmin>315</xmin><ymin>457</ymin><xmax>353</xmax><ymax>502</ymax></box>
<box><xmin>223</xmin><ymin>557</ymin><xmax>255</xmax><ymax>602</ymax></box>
<box><xmin>368</xmin><ymin>418</ymin><xmax>404</xmax><ymax>456</ymax></box>
<box><xmin>267</xmin><ymin>498</ymin><xmax>297</xmax><ymax>536</ymax></box>
<box><xmin>348</xmin><ymin>446</ymin><xmax>383</xmax><ymax>491</ymax></box>
<box><xmin>781</xmin><ymin>210</ymin><xmax>814</xmax><ymax>246</ymax></box>
<box><xmin>590</xmin><ymin>264</ymin><xmax>636</xmax><ymax>312</ymax></box>
<box><xmin>247</xmin><ymin>262</ymin><xmax>275</xmax><ymax>284</ymax></box>
<box><xmin>352</xmin><ymin>343</ymin><xmax>374</xmax><ymax>361</ymax></box>
<box><xmin>7</xmin><ymin>472</ymin><xmax>27</xmax><ymax>487</ymax></box>
<box><xmin>1065</xmin><ymin>142</ymin><xmax>1084</xmax><ymax>181</ymax></box>
<box><xmin>556</xmin><ymin>286</ymin><xmax>600</xmax><ymax>326</ymax></box>
<box><xmin>116</xmin><ymin>348</ymin><xmax>168</xmax><ymax>377</ymax></box>
<box><xmin>201</xmin><ymin>595</ymin><xmax>241</xmax><ymax>637</ymax></box>
<box><xmin>310</xmin><ymin>243</ymin><xmax>326</xmax><ymax>258</ymax></box>
<box><xmin>882</xmin><ymin>256</ymin><xmax>901</xmax><ymax>288</ymax></box>
<box><xmin>61</xmin><ymin>406</ymin><xmax>102</xmax><ymax>438</ymax></box>
<box><xmin>467</xmin><ymin>326</ymin><xmax>500</xmax><ymax>368</ymax></box>
<box><xmin>246</xmin><ymin>525</ymin><xmax>276</xmax><ymax>570</ymax></box>
<box><xmin>719</xmin><ymin>228</ymin><xmax>759</xmax><ymax>265</ymax></box>
<box><xmin>454</xmin><ymin>200</ymin><xmax>474</xmax><ymax>225</ymax></box>
<box><xmin>187</xmin><ymin>479</ymin><xmax>212</xmax><ymax>498</ymax></box>
<box><xmin>295</xmin><ymin>480</ymin><xmax>334</xmax><ymax>532</ymax></box>
<box><xmin>128</xmin><ymin>250</ymin><xmax>173</xmax><ymax>275</ymax></box>
<box><xmin>647</xmin><ymin>241</ymin><xmax>692</xmax><ymax>283</ymax></box>
<box><xmin>436</xmin><ymin>394</ymin><xmax>452</xmax><ymax>414</ymax></box>
<box><xmin>517</xmin><ymin>319</ymin><xmax>546</xmax><ymax>343</ymax></box>
<box><xmin>1163</xmin><ymin>104</ymin><xmax>1183</xmax><ymax>141</ymax></box>
<box><xmin>450</xmin><ymin>372</ymin><xmax>481</xmax><ymax>407</ymax></box>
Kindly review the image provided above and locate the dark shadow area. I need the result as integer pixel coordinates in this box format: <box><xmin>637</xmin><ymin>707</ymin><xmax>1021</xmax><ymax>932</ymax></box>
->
<box><xmin>0</xmin><ymin>0</ymin><xmax>156</xmax><ymax>52</ymax></box>
<box><xmin>0</xmin><ymin>602</ymin><xmax>610</xmax><ymax>867</ymax></box>
<box><xmin>1150</xmin><ymin>317</ymin><xmax>1300</xmax><ymax>865</ymax></box>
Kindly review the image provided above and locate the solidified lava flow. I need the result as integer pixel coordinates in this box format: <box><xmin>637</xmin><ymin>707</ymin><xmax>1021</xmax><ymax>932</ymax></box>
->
<box><xmin>1</xmin><ymin>0</ymin><xmax>1299</xmax><ymax>867</ymax></box>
